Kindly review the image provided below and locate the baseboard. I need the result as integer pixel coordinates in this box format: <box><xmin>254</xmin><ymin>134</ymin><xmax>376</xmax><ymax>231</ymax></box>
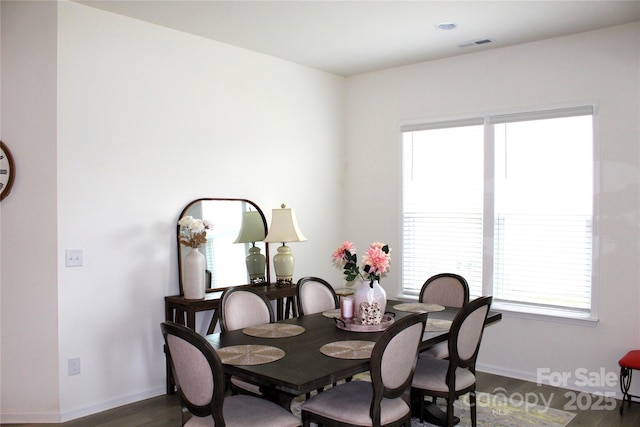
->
<box><xmin>477</xmin><ymin>362</ymin><xmax>623</xmax><ymax>401</ymax></box>
<box><xmin>0</xmin><ymin>386</ymin><xmax>166</xmax><ymax>424</ymax></box>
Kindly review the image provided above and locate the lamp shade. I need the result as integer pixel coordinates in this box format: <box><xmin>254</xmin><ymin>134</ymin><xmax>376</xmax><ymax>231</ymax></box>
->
<box><xmin>233</xmin><ymin>211</ymin><xmax>266</xmax><ymax>244</ymax></box>
<box><xmin>264</xmin><ymin>205</ymin><xmax>307</xmax><ymax>243</ymax></box>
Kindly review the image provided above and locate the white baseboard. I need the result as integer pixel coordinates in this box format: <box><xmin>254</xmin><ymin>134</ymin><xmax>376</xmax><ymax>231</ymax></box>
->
<box><xmin>0</xmin><ymin>386</ymin><xmax>166</xmax><ymax>424</ymax></box>
<box><xmin>477</xmin><ymin>362</ymin><xmax>624</xmax><ymax>401</ymax></box>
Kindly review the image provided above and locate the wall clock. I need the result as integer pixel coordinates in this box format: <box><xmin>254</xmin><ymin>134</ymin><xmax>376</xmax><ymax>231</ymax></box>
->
<box><xmin>0</xmin><ymin>140</ymin><xmax>16</xmax><ymax>202</ymax></box>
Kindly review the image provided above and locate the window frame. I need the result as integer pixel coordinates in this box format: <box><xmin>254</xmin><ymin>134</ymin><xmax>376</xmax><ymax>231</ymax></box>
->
<box><xmin>400</xmin><ymin>104</ymin><xmax>600</xmax><ymax>324</ymax></box>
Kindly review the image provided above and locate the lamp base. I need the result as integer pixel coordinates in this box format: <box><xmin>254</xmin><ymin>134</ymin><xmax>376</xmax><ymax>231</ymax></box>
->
<box><xmin>273</xmin><ymin>244</ymin><xmax>295</xmax><ymax>286</ymax></box>
<box><xmin>275</xmin><ymin>278</ymin><xmax>293</xmax><ymax>287</ymax></box>
<box><xmin>246</xmin><ymin>246</ymin><xmax>266</xmax><ymax>284</ymax></box>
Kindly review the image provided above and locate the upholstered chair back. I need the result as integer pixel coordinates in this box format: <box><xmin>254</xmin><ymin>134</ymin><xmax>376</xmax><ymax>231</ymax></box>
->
<box><xmin>220</xmin><ymin>287</ymin><xmax>275</xmax><ymax>332</ymax></box>
<box><xmin>450</xmin><ymin>296</ymin><xmax>492</xmax><ymax>367</ymax></box>
<box><xmin>420</xmin><ymin>273</ymin><xmax>470</xmax><ymax>308</ymax></box>
<box><xmin>297</xmin><ymin>277</ymin><xmax>339</xmax><ymax>316</ymax></box>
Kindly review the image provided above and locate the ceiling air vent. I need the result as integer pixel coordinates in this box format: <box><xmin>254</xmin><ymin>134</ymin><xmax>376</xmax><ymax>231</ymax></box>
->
<box><xmin>458</xmin><ymin>39</ymin><xmax>493</xmax><ymax>48</ymax></box>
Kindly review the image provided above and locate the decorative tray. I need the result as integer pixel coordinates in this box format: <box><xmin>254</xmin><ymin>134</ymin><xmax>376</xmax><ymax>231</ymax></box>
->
<box><xmin>334</xmin><ymin>314</ymin><xmax>395</xmax><ymax>332</ymax></box>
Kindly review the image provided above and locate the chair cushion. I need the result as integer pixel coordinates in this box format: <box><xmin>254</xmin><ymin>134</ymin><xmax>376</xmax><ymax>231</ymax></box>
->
<box><xmin>301</xmin><ymin>380</ymin><xmax>410</xmax><ymax>426</ymax></box>
<box><xmin>185</xmin><ymin>394</ymin><xmax>299</xmax><ymax>427</ymax></box>
<box><xmin>412</xmin><ymin>358</ymin><xmax>476</xmax><ymax>393</ymax></box>
<box><xmin>619</xmin><ymin>350</ymin><xmax>640</xmax><ymax>370</ymax></box>
<box><xmin>419</xmin><ymin>342</ymin><xmax>449</xmax><ymax>360</ymax></box>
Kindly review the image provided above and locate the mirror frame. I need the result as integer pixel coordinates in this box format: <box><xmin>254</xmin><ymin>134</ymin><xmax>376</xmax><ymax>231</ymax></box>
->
<box><xmin>177</xmin><ymin>198</ymin><xmax>270</xmax><ymax>295</ymax></box>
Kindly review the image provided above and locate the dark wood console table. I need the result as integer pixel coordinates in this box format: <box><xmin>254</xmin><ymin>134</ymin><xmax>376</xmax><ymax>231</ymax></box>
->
<box><xmin>164</xmin><ymin>283</ymin><xmax>298</xmax><ymax>393</ymax></box>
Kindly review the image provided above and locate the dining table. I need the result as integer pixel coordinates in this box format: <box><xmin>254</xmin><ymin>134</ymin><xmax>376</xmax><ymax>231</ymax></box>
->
<box><xmin>204</xmin><ymin>298</ymin><xmax>502</xmax><ymax>425</ymax></box>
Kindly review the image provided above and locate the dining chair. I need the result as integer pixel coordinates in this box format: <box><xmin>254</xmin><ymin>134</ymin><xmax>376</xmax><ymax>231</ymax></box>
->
<box><xmin>219</xmin><ymin>286</ymin><xmax>275</xmax><ymax>396</ymax></box>
<box><xmin>296</xmin><ymin>276</ymin><xmax>339</xmax><ymax>316</ymax></box>
<box><xmin>161</xmin><ymin>321</ymin><xmax>301</xmax><ymax>427</ymax></box>
<box><xmin>419</xmin><ymin>273</ymin><xmax>470</xmax><ymax>360</ymax></box>
<box><xmin>220</xmin><ymin>286</ymin><xmax>275</xmax><ymax>332</ymax></box>
<box><xmin>411</xmin><ymin>296</ymin><xmax>493</xmax><ymax>427</ymax></box>
<box><xmin>300</xmin><ymin>312</ymin><xmax>428</xmax><ymax>427</ymax></box>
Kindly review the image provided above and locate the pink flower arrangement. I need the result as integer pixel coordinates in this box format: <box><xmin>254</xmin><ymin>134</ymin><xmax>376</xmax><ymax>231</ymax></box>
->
<box><xmin>332</xmin><ymin>241</ymin><xmax>391</xmax><ymax>285</ymax></box>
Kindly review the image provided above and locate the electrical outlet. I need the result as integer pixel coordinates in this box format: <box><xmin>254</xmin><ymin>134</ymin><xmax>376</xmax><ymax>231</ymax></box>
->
<box><xmin>68</xmin><ymin>357</ymin><xmax>81</xmax><ymax>376</ymax></box>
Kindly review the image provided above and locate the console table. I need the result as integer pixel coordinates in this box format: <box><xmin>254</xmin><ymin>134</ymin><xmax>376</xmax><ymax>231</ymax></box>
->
<box><xmin>164</xmin><ymin>283</ymin><xmax>298</xmax><ymax>393</ymax></box>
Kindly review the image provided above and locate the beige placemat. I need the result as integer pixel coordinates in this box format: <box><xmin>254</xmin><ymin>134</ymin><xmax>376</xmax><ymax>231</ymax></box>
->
<box><xmin>320</xmin><ymin>340</ymin><xmax>375</xmax><ymax>359</ymax></box>
<box><xmin>242</xmin><ymin>323</ymin><xmax>305</xmax><ymax>338</ymax></box>
<box><xmin>216</xmin><ymin>345</ymin><xmax>285</xmax><ymax>365</ymax></box>
<box><xmin>322</xmin><ymin>309</ymin><xmax>341</xmax><ymax>318</ymax></box>
<box><xmin>425</xmin><ymin>318</ymin><xmax>453</xmax><ymax>332</ymax></box>
<box><xmin>393</xmin><ymin>302</ymin><xmax>445</xmax><ymax>313</ymax></box>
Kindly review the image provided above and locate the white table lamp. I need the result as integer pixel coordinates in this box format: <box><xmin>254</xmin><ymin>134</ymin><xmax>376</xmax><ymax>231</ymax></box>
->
<box><xmin>264</xmin><ymin>204</ymin><xmax>307</xmax><ymax>286</ymax></box>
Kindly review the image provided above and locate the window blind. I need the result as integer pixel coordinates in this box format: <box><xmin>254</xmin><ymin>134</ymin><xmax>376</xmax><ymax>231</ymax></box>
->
<box><xmin>401</xmin><ymin>107</ymin><xmax>595</xmax><ymax>318</ymax></box>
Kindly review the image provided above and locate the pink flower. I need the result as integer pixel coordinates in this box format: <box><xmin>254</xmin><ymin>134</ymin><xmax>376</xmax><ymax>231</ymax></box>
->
<box><xmin>332</xmin><ymin>241</ymin><xmax>355</xmax><ymax>263</ymax></box>
<box><xmin>363</xmin><ymin>244</ymin><xmax>391</xmax><ymax>275</ymax></box>
<box><xmin>333</xmin><ymin>241</ymin><xmax>390</xmax><ymax>283</ymax></box>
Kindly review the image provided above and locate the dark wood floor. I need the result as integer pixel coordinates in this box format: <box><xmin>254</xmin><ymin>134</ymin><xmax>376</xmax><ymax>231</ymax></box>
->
<box><xmin>3</xmin><ymin>372</ymin><xmax>639</xmax><ymax>426</ymax></box>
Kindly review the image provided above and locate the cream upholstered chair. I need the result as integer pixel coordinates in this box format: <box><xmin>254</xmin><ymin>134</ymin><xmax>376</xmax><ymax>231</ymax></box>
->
<box><xmin>300</xmin><ymin>313</ymin><xmax>428</xmax><ymax>427</ymax></box>
<box><xmin>411</xmin><ymin>296</ymin><xmax>492</xmax><ymax>427</ymax></box>
<box><xmin>419</xmin><ymin>273</ymin><xmax>470</xmax><ymax>360</ymax></box>
<box><xmin>219</xmin><ymin>286</ymin><xmax>275</xmax><ymax>396</ymax></box>
<box><xmin>161</xmin><ymin>322</ymin><xmax>300</xmax><ymax>427</ymax></box>
<box><xmin>296</xmin><ymin>276</ymin><xmax>339</xmax><ymax>316</ymax></box>
<box><xmin>220</xmin><ymin>286</ymin><xmax>275</xmax><ymax>332</ymax></box>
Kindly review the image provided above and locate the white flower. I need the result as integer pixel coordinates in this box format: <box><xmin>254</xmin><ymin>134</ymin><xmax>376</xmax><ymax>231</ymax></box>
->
<box><xmin>178</xmin><ymin>216</ymin><xmax>213</xmax><ymax>248</ymax></box>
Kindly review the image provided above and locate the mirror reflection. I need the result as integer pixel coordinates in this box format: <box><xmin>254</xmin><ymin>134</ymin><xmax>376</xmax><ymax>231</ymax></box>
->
<box><xmin>177</xmin><ymin>198</ymin><xmax>269</xmax><ymax>294</ymax></box>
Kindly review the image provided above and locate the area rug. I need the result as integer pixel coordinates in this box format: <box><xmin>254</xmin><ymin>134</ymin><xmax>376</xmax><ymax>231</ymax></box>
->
<box><xmin>291</xmin><ymin>374</ymin><xmax>575</xmax><ymax>427</ymax></box>
<box><xmin>411</xmin><ymin>392</ymin><xmax>576</xmax><ymax>427</ymax></box>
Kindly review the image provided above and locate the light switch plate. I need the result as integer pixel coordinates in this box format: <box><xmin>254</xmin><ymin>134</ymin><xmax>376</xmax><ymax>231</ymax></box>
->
<box><xmin>65</xmin><ymin>249</ymin><xmax>83</xmax><ymax>267</ymax></box>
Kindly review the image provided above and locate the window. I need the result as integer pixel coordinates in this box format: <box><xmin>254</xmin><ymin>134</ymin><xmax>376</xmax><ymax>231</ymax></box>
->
<box><xmin>401</xmin><ymin>107</ymin><xmax>595</xmax><ymax>320</ymax></box>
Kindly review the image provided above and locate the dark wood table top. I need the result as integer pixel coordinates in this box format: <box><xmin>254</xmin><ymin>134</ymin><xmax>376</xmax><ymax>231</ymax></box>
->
<box><xmin>205</xmin><ymin>300</ymin><xmax>501</xmax><ymax>396</ymax></box>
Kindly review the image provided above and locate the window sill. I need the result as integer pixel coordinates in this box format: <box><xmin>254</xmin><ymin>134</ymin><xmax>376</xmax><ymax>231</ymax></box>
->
<box><xmin>493</xmin><ymin>301</ymin><xmax>599</xmax><ymax>327</ymax></box>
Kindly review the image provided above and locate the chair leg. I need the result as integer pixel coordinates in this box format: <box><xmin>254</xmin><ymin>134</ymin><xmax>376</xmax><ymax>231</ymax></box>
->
<box><xmin>470</xmin><ymin>390</ymin><xmax>477</xmax><ymax>427</ymax></box>
<box><xmin>446</xmin><ymin>397</ymin><xmax>455</xmax><ymax>427</ymax></box>
<box><xmin>620</xmin><ymin>366</ymin><xmax>632</xmax><ymax>415</ymax></box>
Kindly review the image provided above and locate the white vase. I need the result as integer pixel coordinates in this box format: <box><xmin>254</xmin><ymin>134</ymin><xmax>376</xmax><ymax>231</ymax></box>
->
<box><xmin>353</xmin><ymin>280</ymin><xmax>387</xmax><ymax>314</ymax></box>
<box><xmin>183</xmin><ymin>247</ymin><xmax>205</xmax><ymax>299</ymax></box>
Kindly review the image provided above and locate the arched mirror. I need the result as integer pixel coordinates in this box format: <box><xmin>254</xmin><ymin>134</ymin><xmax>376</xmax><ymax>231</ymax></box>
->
<box><xmin>177</xmin><ymin>198</ymin><xmax>270</xmax><ymax>295</ymax></box>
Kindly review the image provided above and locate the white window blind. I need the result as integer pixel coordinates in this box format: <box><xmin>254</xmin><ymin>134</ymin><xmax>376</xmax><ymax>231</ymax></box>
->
<box><xmin>402</xmin><ymin>123</ymin><xmax>484</xmax><ymax>297</ymax></box>
<box><xmin>401</xmin><ymin>107</ymin><xmax>595</xmax><ymax>318</ymax></box>
<box><xmin>492</xmin><ymin>114</ymin><xmax>593</xmax><ymax>312</ymax></box>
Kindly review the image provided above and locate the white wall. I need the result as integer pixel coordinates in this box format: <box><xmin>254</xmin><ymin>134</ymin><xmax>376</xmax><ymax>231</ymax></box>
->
<box><xmin>344</xmin><ymin>22</ymin><xmax>640</xmax><ymax>397</ymax></box>
<box><xmin>2</xmin><ymin>0</ymin><xmax>638</xmax><ymax>422</ymax></box>
<box><xmin>1</xmin><ymin>0</ymin><xmax>345</xmax><ymax>422</ymax></box>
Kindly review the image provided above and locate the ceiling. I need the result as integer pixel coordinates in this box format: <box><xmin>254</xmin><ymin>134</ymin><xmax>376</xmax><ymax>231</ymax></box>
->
<box><xmin>76</xmin><ymin>1</ymin><xmax>640</xmax><ymax>76</ymax></box>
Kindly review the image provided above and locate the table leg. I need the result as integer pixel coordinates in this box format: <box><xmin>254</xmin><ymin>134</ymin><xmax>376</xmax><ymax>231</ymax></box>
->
<box><xmin>206</xmin><ymin>310</ymin><xmax>220</xmax><ymax>335</ymax></box>
<box><xmin>276</xmin><ymin>297</ymin><xmax>284</xmax><ymax>320</ymax></box>
<box><xmin>284</xmin><ymin>296</ymin><xmax>297</xmax><ymax>318</ymax></box>
<box><xmin>165</xmin><ymin>302</ymin><xmax>176</xmax><ymax>394</ymax></box>
<box><xmin>186</xmin><ymin>309</ymin><xmax>196</xmax><ymax>330</ymax></box>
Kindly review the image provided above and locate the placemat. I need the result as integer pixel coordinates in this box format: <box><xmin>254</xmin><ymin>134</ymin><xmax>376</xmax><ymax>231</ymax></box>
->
<box><xmin>319</xmin><ymin>340</ymin><xmax>375</xmax><ymax>359</ymax></box>
<box><xmin>425</xmin><ymin>318</ymin><xmax>453</xmax><ymax>332</ymax></box>
<box><xmin>216</xmin><ymin>345</ymin><xmax>285</xmax><ymax>365</ymax></box>
<box><xmin>393</xmin><ymin>302</ymin><xmax>445</xmax><ymax>313</ymax></box>
<box><xmin>322</xmin><ymin>309</ymin><xmax>341</xmax><ymax>318</ymax></box>
<box><xmin>242</xmin><ymin>323</ymin><xmax>305</xmax><ymax>338</ymax></box>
